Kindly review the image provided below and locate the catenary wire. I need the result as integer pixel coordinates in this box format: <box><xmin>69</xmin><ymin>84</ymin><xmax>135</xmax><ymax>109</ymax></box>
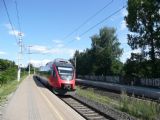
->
<box><xmin>2</xmin><ymin>0</ymin><xmax>19</xmax><ymax>44</ymax></box>
<box><xmin>62</xmin><ymin>0</ymin><xmax>114</xmax><ymax>40</ymax></box>
<box><xmin>67</xmin><ymin>5</ymin><xmax>127</xmax><ymax>44</ymax></box>
<box><xmin>47</xmin><ymin>4</ymin><xmax>127</xmax><ymax>52</ymax></box>
<box><xmin>14</xmin><ymin>0</ymin><xmax>22</xmax><ymax>33</ymax></box>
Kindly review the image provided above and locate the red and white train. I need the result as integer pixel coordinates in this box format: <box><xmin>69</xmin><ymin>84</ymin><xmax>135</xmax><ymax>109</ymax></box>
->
<box><xmin>38</xmin><ymin>58</ymin><xmax>76</xmax><ymax>95</ymax></box>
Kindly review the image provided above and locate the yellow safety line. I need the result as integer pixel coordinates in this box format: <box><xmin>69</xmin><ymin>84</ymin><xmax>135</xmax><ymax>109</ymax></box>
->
<box><xmin>38</xmin><ymin>88</ymin><xmax>64</xmax><ymax>120</ymax></box>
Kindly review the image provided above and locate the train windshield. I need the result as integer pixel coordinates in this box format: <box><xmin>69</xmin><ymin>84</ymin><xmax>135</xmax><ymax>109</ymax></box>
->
<box><xmin>57</xmin><ymin>67</ymin><xmax>73</xmax><ymax>80</ymax></box>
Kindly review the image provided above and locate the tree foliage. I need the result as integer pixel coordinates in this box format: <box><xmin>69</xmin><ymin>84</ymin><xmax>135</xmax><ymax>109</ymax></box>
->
<box><xmin>72</xmin><ymin>27</ymin><xmax>123</xmax><ymax>76</ymax></box>
<box><xmin>125</xmin><ymin>0</ymin><xmax>160</xmax><ymax>77</ymax></box>
<box><xmin>0</xmin><ymin>59</ymin><xmax>17</xmax><ymax>86</ymax></box>
<box><xmin>26</xmin><ymin>63</ymin><xmax>34</xmax><ymax>71</ymax></box>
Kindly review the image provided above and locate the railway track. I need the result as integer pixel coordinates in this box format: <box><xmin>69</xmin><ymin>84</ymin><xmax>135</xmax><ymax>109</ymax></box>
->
<box><xmin>36</xmin><ymin>75</ymin><xmax>136</xmax><ymax>120</ymax></box>
<box><xmin>76</xmin><ymin>83</ymin><xmax>160</xmax><ymax>103</ymax></box>
<box><xmin>60</xmin><ymin>96</ymin><xmax>115</xmax><ymax>120</ymax></box>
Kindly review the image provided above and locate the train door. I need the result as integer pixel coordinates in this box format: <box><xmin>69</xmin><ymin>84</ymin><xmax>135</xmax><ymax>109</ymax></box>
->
<box><xmin>50</xmin><ymin>66</ymin><xmax>58</xmax><ymax>88</ymax></box>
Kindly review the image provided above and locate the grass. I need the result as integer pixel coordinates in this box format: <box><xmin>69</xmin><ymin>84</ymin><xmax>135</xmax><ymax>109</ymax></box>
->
<box><xmin>76</xmin><ymin>86</ymin><xmax>119</xmax><ymax>107</ymax></box>
<box><xmin>0</xmin><ymin>74</ymin><xmax>27</xmax><ymax>104</ymax></box>
<box><xmin>76</xmin><ymin>86</ymin><xmax>160</xmax><ymax>120</ymax></box>
<box><xmin>119</xmin><ymin>93</ymin><xmax>160</xmax><ymax>120</ymax></box>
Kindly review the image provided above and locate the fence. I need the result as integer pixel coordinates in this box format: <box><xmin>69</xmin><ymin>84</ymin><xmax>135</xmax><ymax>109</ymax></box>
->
<box><xmin>78</xmin><ymin>75</ymin><xmax>120</xmax><ymax>83</ymax></box>
<box><xmin>78</xmin><ymin>75</ymin><xmax>160</xmax><ymax>87</ymax></box>
<box><xmin>140</xmin><ymin>78</ymin><xmax>160</xmax><ymax>87</ymax></box>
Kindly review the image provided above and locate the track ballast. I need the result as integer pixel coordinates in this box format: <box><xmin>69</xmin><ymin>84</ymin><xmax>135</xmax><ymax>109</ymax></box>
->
<box><xmin>60</xmin><ymin>96</ymin><xmax>115</xmax><ymax>120</ymax></box>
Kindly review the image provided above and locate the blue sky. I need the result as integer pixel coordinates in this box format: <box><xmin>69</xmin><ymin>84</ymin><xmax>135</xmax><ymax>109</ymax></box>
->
<box><xmin>0</xmin><ymin>0</ymin><xmax>134</xmax><ymax>67</ymax></box>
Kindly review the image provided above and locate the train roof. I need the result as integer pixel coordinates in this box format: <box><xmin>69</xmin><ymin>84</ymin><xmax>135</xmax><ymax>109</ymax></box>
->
<box><xmin>46</xmin><ymin>58</ymin><xmax>73</xmax><ymax>68</ymax></box>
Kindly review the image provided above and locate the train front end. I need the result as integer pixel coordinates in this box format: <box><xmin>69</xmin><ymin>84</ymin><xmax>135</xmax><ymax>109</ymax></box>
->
<box><xmin>57</xmin><ymin>66</ymin><xmax>75</xmax><ymax>90</ymax></box>
<box><xmin>49</xmin><ymin>59</ymin><xmax>76</xmax><ymax>95</ymax></box>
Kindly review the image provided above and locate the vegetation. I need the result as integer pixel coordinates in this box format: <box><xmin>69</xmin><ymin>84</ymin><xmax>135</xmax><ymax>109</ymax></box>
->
<box><xmin>76</xmin><ymin>86</ymin><xmax>160</xmax><ymax>120</ymax></box>
<box><xmin>0</xmin><ymin>59</ymin><xmax>27</xmax><ymax>103</ymax></box>
<box><xmin>76</xmin><ymin>86</ymin><xmax>118</xmax><ymax>107</ymax></box>
<box><xmin>71</xmin><ymin>0</ymin><xmax>160</xmax><ymax>83</ymax></box>
<box><xmin>125</xmin><ymin>0</ymin><xmax>160</xmax><ymax>78</ymax></box>
<box><xmin>120</xmin><ymin>93</ymin><xmax>160</xmax><ymax>120</ymax></box>
<box><xmin>71</xmin><ymin>27</ymin><xmax>123</xmax><ymax>76</ymax></box>
<box><xmin>25</xmin><ymin>63</ymin><xmax>36</xmax><ymax>74</ymax></box>
<box><xmin>0</xmin><ymin>59</ymin><xmax>18</xmax><ymax>86</ymax></box>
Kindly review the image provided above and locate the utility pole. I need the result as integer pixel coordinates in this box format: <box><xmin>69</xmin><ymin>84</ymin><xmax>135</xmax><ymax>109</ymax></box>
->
<box><xmin>34</xmin><ymin>67</ymin><xmax>35</xmax><ymax>74</ymax></box>
<box><xmin>28</xmin><ymin>46</ymin><xmax>32</xmax><ymax>75</ymax></box>
<box><xmin>74</xmin><ymin>56</ymin><xmax>76</xmax><ymax>69</ymax></box>
<box><xmin>74</xmin><ymin>56</ymin><xmax>76</xmax><ymax>78</ymax></box>
<box><xmin>17</xmin><ymin>32</ymin><xmax>23</xmax><ymax>82</ymax></box>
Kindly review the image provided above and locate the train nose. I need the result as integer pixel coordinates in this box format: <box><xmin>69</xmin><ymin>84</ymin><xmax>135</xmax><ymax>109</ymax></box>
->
<box><xmin>62</xmin><ymin>84</ymin><xmax>71</xmax><ymax>90</ymax></box>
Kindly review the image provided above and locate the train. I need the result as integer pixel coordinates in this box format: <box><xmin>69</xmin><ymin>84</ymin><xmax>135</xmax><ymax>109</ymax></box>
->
<box><xmin>37</xmin><ymin>58</ymin><xmax>76</xmax><ymax>95</ymax></box>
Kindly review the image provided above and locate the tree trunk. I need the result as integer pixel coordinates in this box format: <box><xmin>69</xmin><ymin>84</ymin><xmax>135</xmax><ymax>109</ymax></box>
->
<box><xmin>150</xmin><ymin>38</ymin><xmax>156</xmax><ymax>77</ymax></box>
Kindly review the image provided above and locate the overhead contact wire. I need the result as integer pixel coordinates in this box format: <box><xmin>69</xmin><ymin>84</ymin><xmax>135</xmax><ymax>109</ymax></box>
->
<box><xmin>63</xmin><ymin>0</ymin><xmax>114</xmax><ymax>40</ymax></box>
<box><xmin>67</xmin><ymin>5</ymin><xmax>127</xmax><ymax>44</ymax></box>
<box><xmin>2</xmin><ymin>0</ymin><xmax>19</xmax><ymax>44</ymax></box>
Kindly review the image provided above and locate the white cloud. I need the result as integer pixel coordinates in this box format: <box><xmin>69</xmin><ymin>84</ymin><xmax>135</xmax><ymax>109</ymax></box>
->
<box><xmin>30</xmin><ymin>44</ymin><xmax>77</xmax><ymax>57</ymax></box>
<box><xmin>9</xmin><ymin>30</ymin><xmax>24</xmax><ymax>37</ymax></box>
<box><xmin>0</xmin><ymin>51</ymin><xmax>6</xmax><ymax>55</ymax></box>
<box><xmin>52</xmin><ymin>40</ymin><xmax>62</xmax><ymax>44</ymax></box>
<box><xmin>121</xmin><ymin>9</ymin><xmax>128</xmax><ymax>16</ymax></box>
<box><xmin>29</xmin><ymin>59</ymin><xmax>51</xmax><ymax>67</ymax></box>
<box><xmin>56</xmin><ymin>43</ymin><xmax>64</xmax><ymax>48</ymax></box>
<box><xmin>120</xmin><ymin>20</ymin><xmax>127</xmax><ymax>30</ymax></box>
<box><xmin>48</xmin><ymin>47</ymin><xmax>75</xmax><ymax>57</ymax></box>
<box><xmin>52</xmin><ymin>40</ymin><xmax>64</xmax><ymax>48</ymax></box>
<box><xmin>4</xmin><ymin>23</ymin><xmax>12</xmax><ymax>29</ymax></box>
<box><xmin>30</xmin><ymin>45</ymin><xmax>48</xmax><ymax>54</ymax></box>
<box><xmin>4</xmin><ymin>23</ymin><xmax>24</xmax><ymax>37</ymax></box>
<box><xmin>75</xmin><ymin>36</ymin><xmax>81</xmax><ymax>41</ymax></box>
<box><xmin>121</xmin><ymin>49</ymin><xmax>141</xmax><ymax>63</ymax></box>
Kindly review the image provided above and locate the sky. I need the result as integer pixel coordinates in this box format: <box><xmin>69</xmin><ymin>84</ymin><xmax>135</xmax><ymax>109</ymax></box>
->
<box><xmin>0</xmin><ymin>0</ymin><xmax>135</xmax><ymax>67</ymax></box>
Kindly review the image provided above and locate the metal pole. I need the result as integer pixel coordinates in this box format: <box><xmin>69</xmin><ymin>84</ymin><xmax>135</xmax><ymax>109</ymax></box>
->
<box><xmin>29</xmin><ymin>62</ymin><xmax>30</xmax><ymax>75</ymax></box>
<box><xmin>17</xmin><ymin>54</ymin><xmax>20</xmax><ymax>81</ymax></box>
<box><xmin>74</xmin><ymin>57</ymin><xmax>76</xmax><ymax>78</ymax></box>
<box><xmin>75</xmin><ymin>56</ymin><xmax>76</xmax><ymax>69</ymax></box>
<box><xmin>28</xmin><ymin>46</ymin><xmax>32</xmax><ymax>75</ymax></box>
<box><xmin>34</xmin><ymin>67</ymin><xmax>35</xmax><ymax>74</ymax></box>
<box><xmin>17</xmin><ymin>32</ymin><xmax>22</xmax><ymax>82</ymax></box>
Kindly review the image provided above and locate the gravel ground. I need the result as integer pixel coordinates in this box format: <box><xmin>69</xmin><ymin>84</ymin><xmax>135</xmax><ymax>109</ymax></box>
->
<box><xmin>73</xmin><ymin>94</ymin><xmax>137</xmax><ymax>120</ymax></box>
<box><xmin>0</xmin><ymin>101</ymin><xmax>7</xmax><ymax>120</ymax></box>
<box><xmin>0</xmin><ymin>92</ymin><xmax>14</xmax><ymax>120</ymax></box>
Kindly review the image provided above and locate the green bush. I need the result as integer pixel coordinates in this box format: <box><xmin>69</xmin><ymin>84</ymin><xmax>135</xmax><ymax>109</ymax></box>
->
<box><xmin>0</xmin><ymin>59</ymin><xmax>18</xmax><ymax>86</ymax></box>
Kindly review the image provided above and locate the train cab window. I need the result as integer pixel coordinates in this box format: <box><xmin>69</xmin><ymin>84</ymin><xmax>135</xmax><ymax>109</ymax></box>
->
<box><xmin>57</xmin><ymin>67</ymin><xmax>73</xmax><ymax>80</ymax></box>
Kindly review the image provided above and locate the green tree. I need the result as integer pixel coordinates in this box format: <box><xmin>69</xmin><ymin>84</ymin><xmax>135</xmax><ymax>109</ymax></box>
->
<box><xmin>26</xmin><ymin>63</ymin><xmax>34</xmax><ymax>73</ymax></box>
<box><xmin>0</xmin><ymin>59</ymin><xmax>16</xmax><ymax>71</ymax></box>
<box><xmin>0</xmin><ymin>59</ymin><xmax>17</xmax><ymax>86</ymax></box>
<box><xmin>73</xmin><ymin>27</ymin><xmax>123</xmax><ymax>76</ymax></box>
<box><xmin>125</xmin><ymin>0</ymin><xmax>160</xmax><ymax>76</ymax></box>
<box><xmin>90</xmin><ymin>27</ymin><xmax>123</xmax><ymax>75</ymax></box>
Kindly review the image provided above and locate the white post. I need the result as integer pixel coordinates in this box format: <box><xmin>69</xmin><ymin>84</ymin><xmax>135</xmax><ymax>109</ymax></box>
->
<box><xmin>17</xmin><ymin>32</ymin><xmax>22</xmax><ymax>82</ymax></box>
<box><xmin>17</xmin><ymin>66</ymin><xmax>21</xmax><ymax>81</ymax></box>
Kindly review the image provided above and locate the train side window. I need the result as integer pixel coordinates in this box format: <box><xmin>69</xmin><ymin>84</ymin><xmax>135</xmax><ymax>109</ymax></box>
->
<box><xmin>52</xmin><ymin>69</ymin><xmax>56</xmax><ymax>77</ymax></box>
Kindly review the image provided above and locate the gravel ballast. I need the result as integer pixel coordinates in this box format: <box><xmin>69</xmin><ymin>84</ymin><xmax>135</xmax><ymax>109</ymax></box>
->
<box><xmin>73</xmin><ymin>94</ymin><xmax>137</xmax><ymax>120</ymax></box>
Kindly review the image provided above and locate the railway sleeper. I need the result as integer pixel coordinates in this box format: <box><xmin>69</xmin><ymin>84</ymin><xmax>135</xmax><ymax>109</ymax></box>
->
<box><xmin>87</xmin><ymin>115</ymin><xmax>106</xmax><ymax>120</ymax></box>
